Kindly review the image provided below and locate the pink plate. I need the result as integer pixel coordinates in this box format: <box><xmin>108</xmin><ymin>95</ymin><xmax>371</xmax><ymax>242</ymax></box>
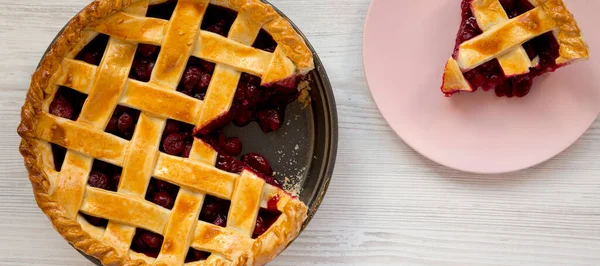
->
<box><xmin>363</xmin><ymin>0</ymin><xmax>600</xmax><ymax>174</ymax></box>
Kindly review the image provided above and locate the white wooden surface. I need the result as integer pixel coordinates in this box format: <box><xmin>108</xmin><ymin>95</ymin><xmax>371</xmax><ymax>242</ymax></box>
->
<box><xmin>1</xmin><ymin>0</ymin><xmax>600</xmax><ymax>265</ymax></box>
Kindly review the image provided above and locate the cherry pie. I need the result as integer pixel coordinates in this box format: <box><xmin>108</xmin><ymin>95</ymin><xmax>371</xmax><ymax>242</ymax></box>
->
<box><xmin>441</xmin><ymin>0</ymin><xmax>590</xmax><ymax>97</ymax></box>
<box><xmin>18</xmin><ymin>0</ymin><xmax>314</xmax><ymax>265</ymax></box>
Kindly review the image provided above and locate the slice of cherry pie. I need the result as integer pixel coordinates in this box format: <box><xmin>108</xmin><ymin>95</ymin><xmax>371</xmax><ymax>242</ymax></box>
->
<box><xmin>441</xmin><ymin>0</ymin><xmax>590</xmax><ymax>97</ymax></box>
<box><xmin>18</xmin><ymin>0</ymin><xmax>314</xmax><ymax>265</ymax></box>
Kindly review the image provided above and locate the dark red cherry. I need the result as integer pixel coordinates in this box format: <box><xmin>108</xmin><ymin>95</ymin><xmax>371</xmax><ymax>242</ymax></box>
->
<box><xmin>233</xmin><ymin>111</ymin><xmax>253</xmax><ymax>127</ymax></box>
<box><xmin>132</xmin><ymin>58</ymin><xmax>155</xmax><ymax>82</ymax></box>
<box><xmin>187</xmin><ymin>249</ymin><xmax>210</xmax><ymax>262</ymax></box>
<box><xmin>200</xmin><ymin>201</ymin><xmax>219</xmax><ymax>221</ymax></box>
<box><xmin>213</xmin><ymin>214</ymin><xmax>227</xmax><ymax>227</ymax></box>
<box><xmin>199</xmin><ymin>60</ymin><xmax>215</xmax><ymax>73</ymax></box>
<box><xmin>206</xmin><ymin>20</ymin><xmax>226</xmax><ymax>36</ymax></box>
<box><xmin>154</xmin><ymin>179</ymin><xmax>176</xmax><ymax>192</ymax></box>
<box><xmin>163</xmin><ymin>133</ymin><xmax>184</xmax><ymax>155</ymax></box>
<box><xmin>117</xmin><ymin>112</ymin><xmax>134</xmax><ymax>134</ymax></box>
<box><xmin>137</xmin><ymin>44</ymin><xmax>159</xmax><ymax>57</ymax></box>
<box><xmin>84</xmin><ymin>215</ymin><xmax>107</xmax><ymax>227</ymax></box>
<box><xmin>499</xmin><ymin>0</ymin><xmax>516</xmax><ymax>10</ymax></box>
<box><xmin>242</xmin><ymin>153</ymin><xmax>273</xmax><ymax>176</ymax></box>
<box><xmin>153</xmin><ymin>191</ymin><xmax>175</xmax><ymax>209</ymax></box>
<box><xmin>132</xmin><ymin>233</ymin><xmax>147</xmax><ymax>249</ymax></box>
<box><xmin>49</xmin><ymin>95</ymin><xmax>74</xmax><ymax>119</ymax></box>
<box><xmin>257</xmin><ymin>110</ymin><xmax>282</xmax><ymax>132</ymax></box>
<box><xmin>223</xmin><ymin>137</ymin><xmax>242</xmax><ymax>156</ymax></box>
<box><xmin>181</xmin><ymin>66</ymin><xmax>203</xmax><ymax>93</ymax></box>
<box><xmin>88</xmin><ymin>171</ymin><xmax>109</xmax><ymax>190</ymax></box>
<box><xmin>112</xmin><ymin>174</ymin><xmax>121</xmax><ymax>189</ymax></box>
<box><xmin>163</xmin><ymin>120</ymin><xmax>181</xmax><ymax>136</ymax></box>
<box><xmin>81</xmin><ymin>51</ymin><xmax>102</xmax><ymax>65</ymax></box>
<box><xmin>141</xmin><ymin>231</ymin><xmax>163</xmax><ymax>249</ymax></box>
<box><xmin>253</xmin><ymin>216</ymin><xmax>267</xmax><ymax>238</ymax></box>
<box><xmin>182</xmin><ymin>143</ymin><xmax>193</xmax><ymax>158</ymax></box>
<box><xmin>106</xmin><ymin>116</ymin><xmax>118</xmax><ymax>133</ymax></box>
<box><xmin>198</xmin><ymin>73</ymin><xmax>212</xmax><ymax>90</ymax></box>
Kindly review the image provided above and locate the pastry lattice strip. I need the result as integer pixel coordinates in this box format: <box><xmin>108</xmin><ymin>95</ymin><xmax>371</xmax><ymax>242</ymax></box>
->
<box><xmin>36</xmin><ymin>0</ymin><xmax>305</xmax><ymax>264</ymax></box>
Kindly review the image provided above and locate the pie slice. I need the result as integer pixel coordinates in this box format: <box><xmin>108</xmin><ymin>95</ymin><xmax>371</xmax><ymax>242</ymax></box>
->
<box><xmin>17</xmin><ymin>0</ymin><xmax>314</xmax><ymax>265</ymax></box>
<box><xmin>441</xmin><ymin>0</ymin><xmax>590</xmax><ymax>97</ymax></box>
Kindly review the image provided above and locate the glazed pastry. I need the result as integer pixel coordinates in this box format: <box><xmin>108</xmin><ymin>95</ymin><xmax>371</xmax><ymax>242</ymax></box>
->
<box><xmin>18</xmin><ymin>0</ymin><xmax>314</xmax><ymax>265</ymax></box>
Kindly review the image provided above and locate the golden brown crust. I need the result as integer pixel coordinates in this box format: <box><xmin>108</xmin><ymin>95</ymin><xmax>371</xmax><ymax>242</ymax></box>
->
<box><xmin>535</xmin><ymin>0</ymin><xmax>590</xmax><ymax>64</ymax></box>
<box><xmin>212</xmin><ymin>0</ymin><xmax>314</xmax><ymax>72</ymax></box>
<box><xmin>18</xmin><ymin>0</ymin><xmax>310</xmax><ymax>265</ymax></box>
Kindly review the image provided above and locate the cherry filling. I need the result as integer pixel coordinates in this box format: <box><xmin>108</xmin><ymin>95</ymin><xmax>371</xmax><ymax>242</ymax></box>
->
<box><xmin>145</xmin><ymin>178</ymin><xmax>180</xmax><ymax>210</ymax></box>
<box><xmin>131</xmin><ymin>228</ymin><xmax>164</xmax><ymax>258</ymax></box>
<box><xmin>105</xmin><ymin>105</ymin><xmax>141</xmax><ymax>140</ymax></box>
<box><xmin>452</xmin><ymin>0</ymin><xmax>561</xmax><ymax>97</ymax></box>
<box><xmin>199</xmin><ymin>195</ymin><xmax>231</xmax><ymax>227</ymax></box>
<box><xmin>201</xmin><ymin>4</ymin><xmax>238</xmax><ymax>37</ymax></box>
<box><xmin>75</xmin><ymin>34</ymin><xmax>109</xmax><ymax>66</ymax></box>
<box><xmin>197</xmin><ymin>73</ymin><xmax>299</xmax><ymax>135</ymax></box>
<box><xmin>49</xmin><ymin>86</ymin><xmax>87</xmax><ymax>121</ymax></box>
<box><xmin>161</xmin><ymin>119</ymin><xmax>195</xmax><ymax>158</ymax></box>
<box><xmin>177</xmin><ymin>58</ymin><xmax>216</xmax><ymax>101</ymax></box>
<box><xmin>146</xmin><ymin>0</ymin><xmax>177</xmax><ymax>20</ymax></box>
<box><xmin>185</xmin><ymin>248</ymin><xmax>211</xmax><ymax>263</ymax></box>
<box><xmin>253</xmin><ymin>29</ymin><xmax>278</xmax><ymax>53</ymax></box>
<box><xmin>253</xmin><ymin>208</ymin><xmax>281</xmax><ymax>239</ymax></box>
<box><xmin>129</xmin><ymin>44</ymin><xmax>161</xmax><ymax>83</ymax></box>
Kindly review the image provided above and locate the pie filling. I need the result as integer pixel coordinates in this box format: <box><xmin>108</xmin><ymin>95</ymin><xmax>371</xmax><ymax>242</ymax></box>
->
<box><xmin>48</xmin><ymin>1</ymin><xmax>299</xmax><ymax>261</ymax></box>
<box><xmin>450</xmin><ymin>0</ymin><xmax>562</xmax><ymax>97</ymax></box>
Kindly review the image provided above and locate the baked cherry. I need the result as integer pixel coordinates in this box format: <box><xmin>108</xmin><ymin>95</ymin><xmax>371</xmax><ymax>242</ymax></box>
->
<box><xmin>111</xmin><ymin>174</ymin><xmax>121</xmax><ymax>189</ymax></box>
<box><xmin>198</xmin><ymin>73</ymin><xmax>212</xmax><ymax>90</ymax></box>
<box><xmin>137</xmin><ymin>44</ymin><xmax>159</xmax><ymax>57</ymax></box>
<box><xmin>163</xmin><ymin>120</ymin><xmax>181</xmax><ymax>136</ymax></box>
<box><xmin>131</xmin><ymin>58</ymin><xmax>155</xmax><ymax>82</ymax></box>
<box><xmin>82</xmin><ymin>214</ymin><xmax>108</xmax><ymax>227</ymax></box>
<box><xmin>106</xmin><ymin>116</ymin><xmax>118</xmax><ymax>133</ymax></box>
<box><xmin>213</xmin><ymin>214</ymin><xmax>227</xmax><ymax>227</ymax></box>
<box><xmin>140</xmin><ymin>231</ymin><xmax>163</xmax><ymax>249</ymax></box>
<box><xmin>206</xmin><ymin>20</ymin><xmax>227</xmax><ymax>36</ymax></box>
<box><xmin>163</xmin><ymin>133</ymin><xmax>184</xmax><ymax>155</ymax></box>
<box><xmin>257</xmin><ymin>110</ymin><xmax>282</xmax><ymax>133</ymax></box>
<box><xmin>88</xmin><ymin>171</ymin><xmax>109</xmax><ymax>190</ymax></box>
<box><xmin>253</xmin><ymin>216</ymin><xmax>268</xmax><ymax>238</ymax></box>
<box><xmin>216</xmin><ymin>154</ymin><xmax>245</xmax><ymax>174</ymax></box>
<box><xmin>253</xmin><ymin>29</ymin><xmax>277</xmax><ymax>53</ymax></box>
<box><xmin>154</xmin><ymin>179</ymin><xmax>176</xmax><ymax>192</ymax></box>
<box><xmin>117</xmin><ymin>112</ymin><xmax>134</xmax><ymax>134</ymax></box>
<box><xmin>153</xmin><ymin>191</ymin><xmax>175</xmax><ymax>209</ymax></box>
<box><xmin>199</xmin><ymin>196</ymin><xmax>230</xmax><ymax>227</ymax></box>
<box><xmin>499</xmin><ymin>0</ymin><xmax>516</xmax><ymax>10</ymax></box>
<box><xmin>181</xmin><ymin>66</ymin><xmax>203</xmax><ymax>93</ymax></box>
<box><xmin>49</xmin><ymin>95</ymin><xmax>73</xmax><ymax>119</ymax></box>
<box><xmin>199</xmin><ymin>60</ymin><xmax>215</xmax><ymax>73</ymax></box>
<box><xmin>242</xmin><ymin>153</ymin><xmax>272</xmax><ymax>176</ymax></box>
<box><xmin>185</xmin><ymin>249</ymin><xmax>210</xmax><ymax>263</ymax></box>
<box><xmin>182</xmin><ymin>143</ymin><xmax>193</xmax><ymax>158</ymax></box>
<box><xmin>252</xmin><ymin>209</ymin><xmax>281</xmax><ymax>239</ymax></box>
<box><xmin>223</xmin><ymin>137</ymin><xmax>242</xmax><ymax>156</ymax></box>
<box><xmin>81</xmin><ymin>51</ymin><xmax>102</xmax><ymax>65</ymax></box>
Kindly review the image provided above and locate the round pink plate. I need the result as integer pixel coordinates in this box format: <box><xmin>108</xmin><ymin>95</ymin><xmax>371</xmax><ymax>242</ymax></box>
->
<box><xmin>363</xmin><ymin>0</ymin><xmax>600</xmax><ymax>174</ymax></box>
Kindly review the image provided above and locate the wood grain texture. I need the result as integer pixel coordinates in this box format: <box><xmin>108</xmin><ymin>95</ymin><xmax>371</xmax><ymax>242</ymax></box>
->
<box><xmin>1</xmin><ymin>0</ymin><xmax>600</xmax><ymax>265</ymax></box>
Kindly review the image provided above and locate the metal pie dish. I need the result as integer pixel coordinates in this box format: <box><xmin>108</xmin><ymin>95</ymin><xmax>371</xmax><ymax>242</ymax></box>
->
<box><xmin>37</xmin><ymin>1</ymin><xmax>338</xmax><ymax>264</ymax></box>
